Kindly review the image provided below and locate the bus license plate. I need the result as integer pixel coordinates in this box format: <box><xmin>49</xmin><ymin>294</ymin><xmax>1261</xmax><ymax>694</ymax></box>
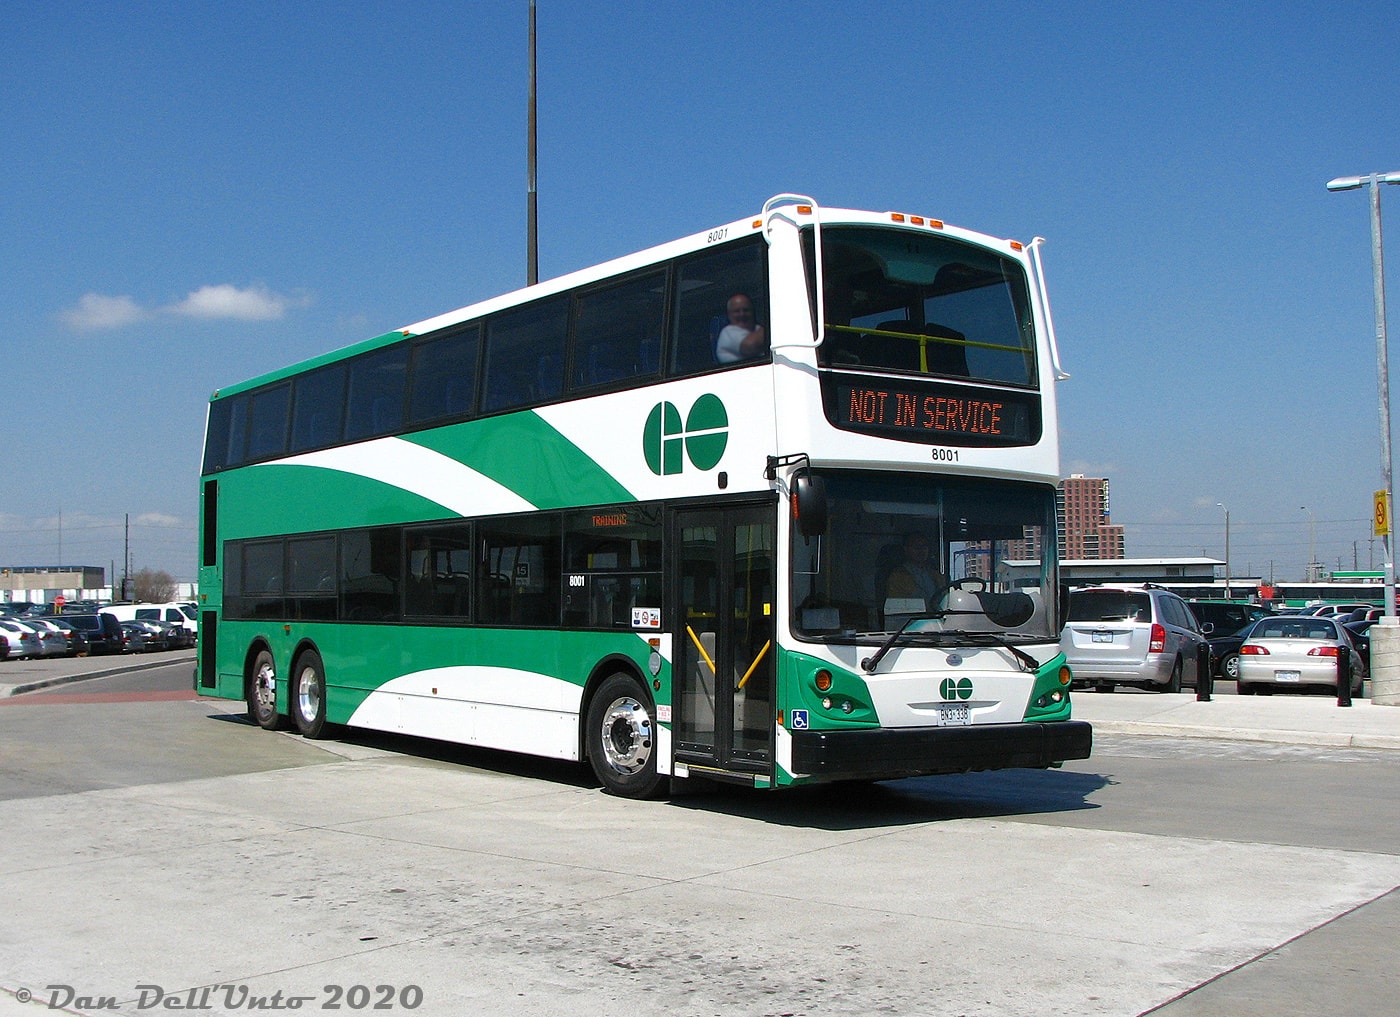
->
<box><xmin>936</xmin><ymin>703</ymin><xmax>971</xmax><ymax>726</ymax></box>
<box><xmin>1091</xmin><ymin>631</ymin><xmax>1113</xmax><ymax>643</ymax></box>
<box><xmin>1274</xmin><ymin>670</ymin><xmax>1301</xmax><ymax>682</ymax></box>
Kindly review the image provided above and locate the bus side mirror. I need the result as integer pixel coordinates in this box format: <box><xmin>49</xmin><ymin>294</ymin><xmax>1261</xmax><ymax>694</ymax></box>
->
<box><xmin>793</xmin><ymin>474</ymin><xmax>828</xmax><ymax>537</ymax></box>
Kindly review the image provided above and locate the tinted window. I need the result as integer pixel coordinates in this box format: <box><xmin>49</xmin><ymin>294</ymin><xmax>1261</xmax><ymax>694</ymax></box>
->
<box><xmin>341</xmin><ymin>528</ymin><xmax>400</xmax><ymax>622</ymax></box>
<box><xmin>408</xmin><ymin>325</ymin><xmax>479</xmax><ymax>425</ymax></box>
<box><xmin>404</xmin><ymin>525</ymin><xmax>474</xmax><ymax>619</ymax></box>
<box><xmin>1068</xmin><ymin>590</ymin><xmax>1151</xmax><ymax>623</ymax></box>
<box><xmin>483</xmin><ymin>299</ymin><xmax>568</xmax><ymax>412</ymax></box>
<box><xmin>572</xmin><ymin>272</ymin><xmax>666</xmax><ymax>390</ymax></box>
<box><xmin>478</xmin><ymin>515</ymin><xmax>560</xmax><ymax>626</ymax></box>
<box><xmin>287</xmin><ymin>535</ymin><xmax>338</xmax><ymax>620</ymax></box>
<box><xmin>562</xmin><ymin>505</ymin><xmax>663</xmax><ymax>628</ymax></box>
<box><xmin>247</xmin><ymin>385</ymin><xmax>290</xmax><ymax>460</ymax></box>
<box><xmin>671</xmin><ymin>239</ymin><xmax>769</xmax><ymax>376</ymax></box>
<box><xmin>345</xmin><ymin>345</ymin><xmax>409</xmax><ymax>441</ymax></box>
<box><xmin>290</xmin><ymin>365</ymin><xmax>347</xmax><ymax>453</ymax></box>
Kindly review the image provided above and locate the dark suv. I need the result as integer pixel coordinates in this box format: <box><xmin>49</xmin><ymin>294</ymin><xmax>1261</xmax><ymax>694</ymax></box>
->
<box><xmin>1060</xmin><ymin>584</ymin><xmax>1209</xmax><ymax>692</ymax></box>
<box><xmin>1186</xmin><ymin>600</ymin><xmax>1275</xmax><ymax>682</ymax></box>
<box><xmin>59</xmin><ymin>613</ymin><xmax>126</xmax><ymax>655</ymax></box>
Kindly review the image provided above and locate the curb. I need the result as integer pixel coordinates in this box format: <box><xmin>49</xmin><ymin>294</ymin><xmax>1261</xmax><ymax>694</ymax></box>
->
<box><xmin>0</xmin><ymin>655</ymin><xmax>197</xmax><ymax>699</ymax></box>
<box><xmin>1088</xmin><ymin>719</ymin><xmax>1400</xmax><ymax>751</ymax></box>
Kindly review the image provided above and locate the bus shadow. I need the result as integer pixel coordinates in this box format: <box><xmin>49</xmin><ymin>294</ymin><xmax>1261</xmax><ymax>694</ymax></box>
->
<box><xmin>667</xmin><ymin>768</ymin><xmax>1110</xmax><ymax>831</ymax></box>
<box><xmin>210</xmin><ymin>714</ymin><xmax>1109</xmax><ymax>829</ymax></box>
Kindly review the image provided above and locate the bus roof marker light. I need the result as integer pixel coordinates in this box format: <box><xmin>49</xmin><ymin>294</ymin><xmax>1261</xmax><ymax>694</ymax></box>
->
<box><xmin>911</xmin><ymin>216</ymin><xmax>925</xmax><ymax>225</ymax></box>
<box><xmin>891</xmin><ymin>213</ymin><xmax>906</xmax><ymax>222</ymax></box>
<box><xmin>797</xmin><ymin>205</ymin><xmax>812</xmax><ymax>215</ymax></box>
<box><xmin>1010</xmin><ymin>241</ymin><xmax>1024</xmax><ymax>251</ymax></box>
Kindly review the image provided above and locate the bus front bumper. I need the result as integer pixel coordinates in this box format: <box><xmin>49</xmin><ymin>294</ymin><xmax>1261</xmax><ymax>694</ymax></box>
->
<box><xmin>789</xmin><ymin>721</ymin><xmax>1092</xmax><ymax>780</ymax></box>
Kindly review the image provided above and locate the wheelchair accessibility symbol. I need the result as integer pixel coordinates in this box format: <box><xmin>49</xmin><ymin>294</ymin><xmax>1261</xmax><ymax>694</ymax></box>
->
<box><xmin>790</xmin><ymin>709</ymin><xmax>809</xmax><ymax>730</ymax></box>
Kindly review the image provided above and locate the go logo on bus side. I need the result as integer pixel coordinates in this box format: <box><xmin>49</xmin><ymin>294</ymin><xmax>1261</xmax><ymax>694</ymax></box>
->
<box><xmin>940</xmin><ymin>677</ymin><xmax>973</xmax><ymax>701</ymax></box>
<box><xmin>644</xmin><ymin>394</ymin><xmax>728</xmax><ymax>476</ymax></box>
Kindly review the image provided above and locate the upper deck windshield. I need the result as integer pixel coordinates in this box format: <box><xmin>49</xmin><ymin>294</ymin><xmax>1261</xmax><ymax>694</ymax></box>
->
<box><xmin>792</xmin><ymin>471</ymin><xmax>1058</xmax><ymax>644</ymax></box>
<box><xmin>811</xmin><ymin>226</ymin><xmax>1037</xmax><ymax>387</ymax></box>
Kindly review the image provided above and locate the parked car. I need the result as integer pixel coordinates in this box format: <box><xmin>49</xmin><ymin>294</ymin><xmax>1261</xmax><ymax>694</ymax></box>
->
<box><xmin>47</xmin><ymin>617</ymin><xmax>91</xmax><ymax>657</ymax></box>
<box><xmin>118</xmin><ymin>620</ymin><xmax>173</xmax><ymax>653</ymax></box>
<box><xmin>0</xmin><ymin>619</ymin><xmax>44</xmax><ymax>659</ymax></box>
<box><xmin>1344</xmin><ymin>618</ymin><xmax>1375</xmax><ymax>669</ymax></box>
<box><xmin>1236</xmin><ymin>615</ymin><xmax>1365</xmax><ymax>696</ymax></box>
<box><xmin>1345</xmin><ymin>607</ymin><xmax>1385</xmax><ymax>623</ymax></box>
<box><xmin>102</xmin><ymin>603</ymin><xmax>198</xmax><ymax>644</ymax></box>
<box><xmin>60</xmin><ymin>613</ymin><xmax>126</xmax><ymax>655</ymax></box>
<box><xmin>1296</xmin><ymin>602</ymin><xmax>1376</xmax><ymax>617</ymax></box>
<box><xmin>1187</xmin><ymin>600</ymin><xmax>1276</xmax><ymax>681</ymax></box>
<box><xmin>21</xmin><ymin>617</ymin><xmax>76</xmax><ymax>658</ymax></box>
<box><xmin>1061</xmin><ymin>584</ymin><xmax>1209</xmax><ymax>692</ymax></box>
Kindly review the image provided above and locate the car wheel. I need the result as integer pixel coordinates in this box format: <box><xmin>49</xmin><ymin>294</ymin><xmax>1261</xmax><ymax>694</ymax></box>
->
<box><xmin>1165</xmin><ymin>658</ymin><xmax>1183</xmax><ymax>694</ymax></box>
<box><xmin>247</xmin><ymin>649</ymin><xmax>286</xmax><ymax>731</ymax></box>
<box><xmin>1221</xmin><ymin>652</ymin><xmax>1240</xmax><ymax>682</ymax></box>
<box><xmin>291</xmin><ymin>650</ymin><xmax>330</xmax><ymax>739</ymax></box>
<box><xmin>586</xmin><ymin>673</ymin><xmax>663</xmax><ymax>798</ymax></box>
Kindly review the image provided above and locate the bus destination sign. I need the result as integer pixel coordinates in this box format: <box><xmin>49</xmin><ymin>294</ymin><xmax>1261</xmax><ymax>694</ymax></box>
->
<box><xmin>823</xmin><ymin>376</ymin><xmax>1039</xmax><ymax>447</ymax></box>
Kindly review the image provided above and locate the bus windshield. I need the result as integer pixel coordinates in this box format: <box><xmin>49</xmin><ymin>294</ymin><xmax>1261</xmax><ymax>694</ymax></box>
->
<box><xmin>813</xmin><ymin>226</ymin><xmax>1037</xmax><ymax>387</ymax></box>
<box><xmin>792</xmin><ymin>471</ymin><xmax>1058</xmax><ymax>642</ymax></box>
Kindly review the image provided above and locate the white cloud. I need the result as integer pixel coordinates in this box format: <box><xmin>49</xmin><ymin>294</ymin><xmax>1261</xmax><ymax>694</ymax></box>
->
<box><xmin>60</xmin><ymin>293</ymin><xmax>147</xmax><ymax>331</ymax></box>
<box><xmin>168</xmin><ymin>283</ymin><xmax>294</xmax><ymax>321</ymax></box>
<box><xmin>60</xmin><ymin>284</ymin><xmax>312</xmax><ymax>331</ymax></box>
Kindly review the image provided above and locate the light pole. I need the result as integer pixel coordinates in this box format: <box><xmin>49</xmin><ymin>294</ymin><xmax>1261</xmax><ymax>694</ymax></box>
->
<box><xmin>1300</xmin><ymin>506</ymin><xmax>1317</xmax><ymax>583</ymax></box>
<box><xmin>1327</xmin><ymin>170</ymin><xmax>1400</xmax><ymax>621</ymax></box>
<box><xmin>1216</xmin><ymin>502</ymin><xmax>1230</xmax><ymax>598</ymax></box>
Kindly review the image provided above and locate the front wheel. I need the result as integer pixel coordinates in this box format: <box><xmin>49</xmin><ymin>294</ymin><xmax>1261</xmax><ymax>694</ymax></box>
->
<box><xmin>247</xmin><ymin>648</ymin><xmax>286</xmax><ymax>730</ymax></box>
<box><xmin>291</xmin><ymin>650</ymin><xmax>330</xmax><ymax>739</ymax></box>
<box><xmin>586</xmin><ymin>673</ymin><xmax>663</xmax><ymax>798</ymax></box>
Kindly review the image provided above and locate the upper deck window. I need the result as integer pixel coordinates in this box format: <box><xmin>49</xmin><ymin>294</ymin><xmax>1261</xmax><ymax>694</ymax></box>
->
<box><xmin>813</xmin><ymin>227</ymin><xmax>1037</xmax><ymax>388</ymax></box>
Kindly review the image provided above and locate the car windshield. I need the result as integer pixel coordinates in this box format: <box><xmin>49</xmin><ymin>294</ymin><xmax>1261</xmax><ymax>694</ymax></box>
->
<box><xmin>1068</xmin><ymin>590</ymin><xmax>1151</xmax><ymax>623</ymax></box>
<box><xmin>791</xmin><ymin>470</ymin><xmax>1058</xmax><ymax>644</ymax></box>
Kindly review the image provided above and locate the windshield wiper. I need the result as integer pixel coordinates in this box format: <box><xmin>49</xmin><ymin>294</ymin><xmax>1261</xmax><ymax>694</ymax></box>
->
<box><xmin>938</xmin><ymin>630</ymin><xmax>1042</xmax><ymax>671</ymax></box>
<box><xmin>861</xmin><ymin>617</ymin><xmax>935</xmax><ymax>673</ymax></box>
<box><xmin>861</xmin><ymin>625</ymin><xmax>1043</xmax><ymax>674</ymax></box>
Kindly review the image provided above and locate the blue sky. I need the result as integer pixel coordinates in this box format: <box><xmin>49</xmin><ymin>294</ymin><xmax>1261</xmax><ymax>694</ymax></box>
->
<box><xmin>3</xmin><ymin>1</ymin><xmax>1396</xmax><ymax>587</ymax></box>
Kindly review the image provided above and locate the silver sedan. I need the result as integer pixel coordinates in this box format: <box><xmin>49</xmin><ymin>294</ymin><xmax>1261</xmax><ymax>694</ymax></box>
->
<box><xmin>1236</xmin><ymin>616</ymin><xmax>1365</xmax><ymax>695</ymax></box>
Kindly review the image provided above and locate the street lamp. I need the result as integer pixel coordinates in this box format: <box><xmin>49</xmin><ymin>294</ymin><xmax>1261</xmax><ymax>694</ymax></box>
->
<box><xmin>1216</xmin><ymin>502</ymin><xmax>1230</xmax><ymax>598</ymax></box>
<box><xmin>1327</xmin><ymin>171</ymin><xmax>1400</xmax><ymax>621</ymax></box>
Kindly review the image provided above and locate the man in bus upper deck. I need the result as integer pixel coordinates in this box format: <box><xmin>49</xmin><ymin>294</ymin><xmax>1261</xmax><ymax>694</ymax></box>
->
<box><xmin>715</xmin><ymin>293</ymin><xmax>769</xmax><ymax>363</ymax></box>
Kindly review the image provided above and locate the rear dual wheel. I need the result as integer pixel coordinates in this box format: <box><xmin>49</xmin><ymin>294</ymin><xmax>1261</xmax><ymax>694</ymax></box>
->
<box><xmin>290</xmin><ymin>650</ymin><xmax>330</xmax><ymax>739</ymax></box>
<box><xmin>247</xmin><ymin>649</ymin><xmax>286</xmax><ymax>730</ymax></box>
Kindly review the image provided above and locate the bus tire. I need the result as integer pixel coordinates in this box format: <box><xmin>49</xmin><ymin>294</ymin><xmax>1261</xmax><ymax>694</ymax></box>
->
<box><xmin>586</xmin><ymin>673</ymin><xmax>662</xmax><ymax>799</ymax></box>
<box><xmin>247</xmin><ymin>648</ymin><xmax>286</xmax><ymax>731</ymax></box>
<box><xmin>291</xmin><ymin>650</ymin><xmax>330</xmax><ymax>739</ymax></box>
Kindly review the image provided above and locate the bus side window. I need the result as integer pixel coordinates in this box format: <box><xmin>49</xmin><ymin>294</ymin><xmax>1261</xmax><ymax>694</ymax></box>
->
<box><xmin>670</xmin><ymin>237</ymin><xmax>769</xmax><ymax>377</ymax></box>
<box><xmin>483</xmin><ymin>298</ymin><xmax>568</xmax><ymax>413</ymax></box>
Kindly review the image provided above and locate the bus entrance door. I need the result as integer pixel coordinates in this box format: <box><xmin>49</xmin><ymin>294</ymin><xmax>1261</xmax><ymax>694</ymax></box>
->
<box><xmin>672</xmin><ymin>505</ymin><xmax>775</xmax><ymax>779</ymax></box>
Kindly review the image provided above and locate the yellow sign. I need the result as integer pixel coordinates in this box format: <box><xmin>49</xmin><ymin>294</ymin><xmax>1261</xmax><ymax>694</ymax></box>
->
<box><xmin>1376</xmin><ymin>490</ymin><xmax>1392</xmax><ymax>536</ymax></box>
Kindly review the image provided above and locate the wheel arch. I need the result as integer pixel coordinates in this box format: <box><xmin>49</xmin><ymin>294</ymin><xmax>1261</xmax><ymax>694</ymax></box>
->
<box><xmin>577</xmin><ymin>653</ymin><xmax>652</xmax><ymax>764</ymax></box>
<box><xmin>242</xmin><ymin>637</ymin><xmax>276</xmax><ymax>695</ymax></box>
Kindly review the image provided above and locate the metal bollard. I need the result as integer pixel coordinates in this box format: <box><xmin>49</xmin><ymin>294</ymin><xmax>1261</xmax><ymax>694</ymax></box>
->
<box><xmin>1196</xmin><ymin>640</ymin><xmax>1213</xmax><ymax>701</ymax></box>
<box><xmin>1337</xmin><ymin>642</ymin><xmax>1352</xmax><ymax>708</ymax></box>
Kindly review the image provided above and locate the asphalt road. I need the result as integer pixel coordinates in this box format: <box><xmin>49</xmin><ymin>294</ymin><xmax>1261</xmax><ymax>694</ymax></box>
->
<box><xmin>1</xmin><ymin>663</ymin><xmax>1397</xmax><ymax>1017</ymax></box>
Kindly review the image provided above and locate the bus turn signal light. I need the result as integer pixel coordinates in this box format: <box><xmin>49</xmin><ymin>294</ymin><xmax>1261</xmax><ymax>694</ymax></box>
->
<box><xmin>814</xmin><ymin>669</ymin><xmax>833</xmax><ymax>692</ymax></box>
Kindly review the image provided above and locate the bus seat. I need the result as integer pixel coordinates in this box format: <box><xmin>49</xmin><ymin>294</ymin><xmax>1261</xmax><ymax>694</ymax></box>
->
<box><xmin>869</xmin><ymin>321</ymin><xmax>922</xmax><ymax>371</ymax></box>
<box><xmin>922</xmin><ymin>323</ymin><xmax>969</xmax><ymax>376</ymax></box>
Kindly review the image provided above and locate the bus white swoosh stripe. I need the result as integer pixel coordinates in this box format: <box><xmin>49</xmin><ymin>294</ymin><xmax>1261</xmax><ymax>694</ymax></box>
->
<box><xmin>266</xmin><ymin>438</ymin><xmax>535</xmax><ymax>516</ymax></box>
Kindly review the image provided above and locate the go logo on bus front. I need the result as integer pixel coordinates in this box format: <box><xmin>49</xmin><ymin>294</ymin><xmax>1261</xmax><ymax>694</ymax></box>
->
<box><xmin>940</xmin><ymin>677</ymin><xmax>973</xmax><ymax>701</ymax></box>
<box><xmin>643</xmin><ymin>394</ymin><xmax>728</xmax><ymax>476</ymax></box>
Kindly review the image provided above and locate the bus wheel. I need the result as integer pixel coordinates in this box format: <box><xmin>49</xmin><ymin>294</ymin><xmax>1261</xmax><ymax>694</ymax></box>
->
<box><xmin>291</xmin><ymin>650</ymin><xmax>330</xmax><ymax>739</ymax></box>
<box><xmin>247</xmin><ymin>649</ymin><xmax>286</xmax><ymax>731</ymax></box>
<box><xmin>587</xmin><ymin>674</ymin><xmax>662</xmax><ymax>798</ymax></box>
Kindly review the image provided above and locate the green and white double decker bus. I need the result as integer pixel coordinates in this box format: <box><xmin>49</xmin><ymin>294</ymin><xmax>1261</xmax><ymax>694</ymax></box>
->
<box><xmin>197</xmin><ymin>194</ymin><xmax>1091</xmax><ymax>797</ymax></box>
